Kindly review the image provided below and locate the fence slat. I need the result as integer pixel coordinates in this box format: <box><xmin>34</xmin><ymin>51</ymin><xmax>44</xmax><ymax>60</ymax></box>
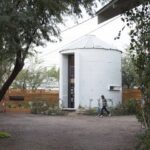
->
<box><xmin>5</xmin><ymin>89</ymin><xmax>59</xmax><ymax>105</ymax></box>
<box><xmin>122</xmin><ymin>89</ymin><xmax>142</xmax><ymax>102</ymax></box>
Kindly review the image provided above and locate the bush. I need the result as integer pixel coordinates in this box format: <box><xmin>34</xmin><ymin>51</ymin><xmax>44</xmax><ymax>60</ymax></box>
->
<box><xmin>78</xmin><ymin>99</ymin><xmax>138</xmax><ymax>116</ymax></box>
<box><xmin>136</xmin><ymin>129</ymin><xmax>150</xmax><ymax>150</ymax></box>
<box><xmin>0</xmin><ymin>132</ymin><xmax>11</xmax><ymax>138</ymax></box>
<box><xmin>111</xmin><ymin>99</ymin><xmax>137</xmax><ymax>116</ymax></box>
<box><xmin>6</xmin><ymin>101</ymin><xmax>30</xmax><ymax>109</ymax></box>
<box><xmin>19</xmin><ymin>102</ymin><xmax>30</xmax><ymax>108</ymax></box>
<box><xmin>125</xmin><ymin>99</ymin><xmax>137</xmax><ymax>114</ymax></box>
<box><xmin>30</xmin><ymin>101</ymin><xmax>47</xmax><ymax>114</ymax></box>
<box><xmin>29</xmin><ymin>101</ymin><xmax>65</xmax><ymax>116</ymax></box>
<box><xmin>84</xmin><ymin>108</ymin><xmax>98</xmax><ymax>116</ymax></box>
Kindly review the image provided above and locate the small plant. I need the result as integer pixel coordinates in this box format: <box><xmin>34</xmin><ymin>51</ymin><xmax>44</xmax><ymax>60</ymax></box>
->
<box><xmin>0</xmin><ymin>132</ymin><xmax>11</xmax><ymax>138</ymax></box>
<box><xmin>125</xmin><ymin>99</ymin><xmax>137</xmax><ymax>114</ymax></box>
<box><xmin>6</xmin><ymin>101</ymin><xmax>30</xmax><ymax>109</ymax></box>
<box><xmin>111</xmin><ymin>99</ymin><xmax>137</xmax><ymax>116</ymax></box>
<box><xmin>30</xmin><ymin>100</ymin><xmax>65</xmax><ymax>116</ymax></box>
<box><xmin>84</xmin><ymin>108</ymin><xmax>98</xmax><ymax>116</ymax></box>
<box><xmin>18</xmin><ymin>103</ymin><xmax>22</xmax><ymax>108</ymax></box>
<box><xmin>6</xmin><ymin>102</ymin><xmax>13</xmax><ymax>108</ymax></box>
<box><xmin>78</xmin><ymin>105</ymin><xmax>84</xmax><ymax>109</ymax></box>
<box><xmin>30</xmin><ymin>101</ymin><xmax>46</xmax><ymax>114</ymax></box>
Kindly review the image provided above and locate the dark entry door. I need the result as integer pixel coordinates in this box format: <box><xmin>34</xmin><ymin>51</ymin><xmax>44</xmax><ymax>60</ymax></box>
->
<box><xmin>68</xmin><ymin>55</ymin><xmax>74</xmax><ymax>108</ymax></box>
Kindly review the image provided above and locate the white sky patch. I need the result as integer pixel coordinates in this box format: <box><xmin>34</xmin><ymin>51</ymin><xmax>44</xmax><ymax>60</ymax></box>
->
<box><xmin>31</xmin><ymin>9</ymin><xmax>131</xmax><ymax>69</ymax></box>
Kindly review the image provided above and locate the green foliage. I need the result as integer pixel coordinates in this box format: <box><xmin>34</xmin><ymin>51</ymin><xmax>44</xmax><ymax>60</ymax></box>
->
<box><xmin>30</xmin><ymin>101</ymin><xmax>48</xmax><ymax>114</ymax></box>
<box><xmin>30</xmin><ymin>101</ymin><xmax>65</xmax><ymax>116</ymax></box>
<box><xmin>12</xmin><ymin>57</ymin><xmax>47</xmax><ymax>89</ymax></box>
<box><xmin>0</xmin><ymin>0</ymin><xmax>98</xmax><ymax>51</ymax></box>
<box><xmin>0</xmin><ymin>59</ymin><xmax>12</xmax><ymax>87</ymax></box>
<box><xmin>6</xmin><ymin>101</ymin><xmax>30</xmax><ymax>109</ymax></box>
<box><xmin>84</xmin><ymin>108</ymin><xmax>98</xmax><ymax>115</ymax></box>
<box><xmin>111</xmin><ymin>100</ymin><xmax>137</xmax><ymax>116</ymax></box>
<box><xmin>122</xmin><ymin>52</ymin><xmax>138</xmax><ymax>88</ymax></box>
<box><xmin>11</xmin><ymin>57</ymin><xmax>59</xmax><ymax>90</ymax></box>
<box><xmin>47</xmin><ymin>66</ymin><xmax>59</xmax><ymax>80</ymax></box>
<box><xmin>0</xmin><ymin>0</ymin><xmax>100</xmax><ymax>101</ymax></box>
<box><xmin>78</xmin><ymin>100</ymin><xmax>138</xmax><ymax>116</ymax></box>
<box><xmin>125</xmin><ymin>99</ymin><xmax>137</xmax><ymax>114</ymax></box>
<box><xmin>136</xmin><ymin>129</ymin><xmax>150</xmax><ymax>150</ymax></box>
<box><xmin>0</xmin><ymin>132</ymin><xmax>11</xmax><ymax>138</ymax></box>
<box><xmin>122</xmin><ymin>0</ymin><xmax>150</xmax><ymax>128</ymax></box>
<box><xmin>11</xmin><ymin>69</ymin><xmax>29</xmax><ymax>89</ymax></box>
<box><xmin>136</xmin><ymin>110</ymin><xmax>143</xmax><ymax>125</ymax></box>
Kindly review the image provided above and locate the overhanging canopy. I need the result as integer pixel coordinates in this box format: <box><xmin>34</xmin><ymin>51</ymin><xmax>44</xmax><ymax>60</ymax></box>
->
<box><xmin>97</xmin><ymin>0</ymin><xmax>142</xmax><ymax>24</ymax></box>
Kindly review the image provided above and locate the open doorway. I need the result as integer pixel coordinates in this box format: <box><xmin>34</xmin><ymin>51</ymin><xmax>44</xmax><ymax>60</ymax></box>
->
<box><xmin>68</xmin><ymin>54</ymin><xmax>74</xmax><ymax>108</ymax></box>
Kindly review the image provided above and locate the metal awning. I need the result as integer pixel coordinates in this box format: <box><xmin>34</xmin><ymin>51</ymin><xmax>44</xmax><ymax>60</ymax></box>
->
<box><xmin>97</xmin><ymin>0</ymin><xmax>142</xmax><ymax>24</ymax></box>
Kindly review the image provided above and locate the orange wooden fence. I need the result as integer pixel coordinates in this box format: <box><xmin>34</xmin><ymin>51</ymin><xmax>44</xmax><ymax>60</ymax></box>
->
<box><xmin>0</xmin><ymin>89</ymin><xmax>59</xmax><ymax>113</ymax></box>
<box><xmin>122</xmin><ymin>89</ymin><xmax>142</xmax><ymax>102</ymax></box>
<box><xmin>5</xmin><ymin>89</ymin><xmax>59</xmax><ymax>104</ymax></box>
<box><xmin>0</xmin><ymin>88</ymin><xmax>142</xmax><ymax>113</ymax></box>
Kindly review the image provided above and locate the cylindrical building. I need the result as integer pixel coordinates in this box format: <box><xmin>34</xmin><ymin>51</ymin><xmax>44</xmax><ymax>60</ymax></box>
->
<box><xmin>59</xmin><ymin>35</ymin><xmax>122</xmax><ymax>109</ymax></box>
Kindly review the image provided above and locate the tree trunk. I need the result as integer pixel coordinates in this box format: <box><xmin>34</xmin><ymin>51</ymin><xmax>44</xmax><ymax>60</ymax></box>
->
<box><xmin>0</xmin><ymin>56</ymin><xmax>24</xmax><ymax>101</ymax></box>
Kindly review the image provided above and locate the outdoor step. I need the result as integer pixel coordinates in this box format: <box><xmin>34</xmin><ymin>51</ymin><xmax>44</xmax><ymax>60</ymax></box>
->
<box><xmin>61</xmin><ymin>108</ymin><xmax>76</xmax><ymax>111</ymax></box>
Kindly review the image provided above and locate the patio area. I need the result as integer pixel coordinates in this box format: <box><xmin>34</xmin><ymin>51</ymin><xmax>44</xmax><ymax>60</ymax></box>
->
<box><xmin>0</xmin><ymin>113</ymin><xmax>141</xmax><ymax>150</ymax></box>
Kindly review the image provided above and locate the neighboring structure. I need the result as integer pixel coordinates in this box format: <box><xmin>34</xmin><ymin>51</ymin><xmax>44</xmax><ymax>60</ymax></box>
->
<box><xmin>59</xmin><ymin>35</ymin><xmax>122</xmax><ymax>109</ymax></box>
<box><xmin>39</xmin><ymin>77</ymin><xmax>59</xmax><ymax>91</ymax></box>
<box><xmin>97</xmin><ymin>0</ymin><xmax>142</xmax><ymax>23</ymax></box>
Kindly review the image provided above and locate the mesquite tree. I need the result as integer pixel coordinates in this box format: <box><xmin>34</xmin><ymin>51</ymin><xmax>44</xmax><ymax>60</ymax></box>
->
<box><xmin>123</xmin><ymin>0</ymin><xmax>150</xmax><ymax>128</ymax></box>
<box><xmin>0</xmin><ymin>0</ymin><xmax>100</xmax><ymax>101</ymax></box>
<box><xmin>122</xmin><ymin>53</ymin><xmax>138</xmax><ymax>89</ymax></box>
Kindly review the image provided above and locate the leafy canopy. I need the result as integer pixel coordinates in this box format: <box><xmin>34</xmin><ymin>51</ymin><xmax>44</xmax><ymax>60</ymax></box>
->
<box><xmin>0</xmin><ymin>0</ymin><xmax>100</xmax><ymax>101</ymax></box>
<box><xmin>122</xmin><ymin>0</ymin><xmax>150</xmax><ymax>128</ymax></box>
<box><xmin>122</xmin><ymin>52</ymin><xmax>138</xmax><ymax>89</ymax></box>
<box><xmin>0</xmin><ymin>0</ymin><xmax>98</xmax><ymax>58</ymax></box>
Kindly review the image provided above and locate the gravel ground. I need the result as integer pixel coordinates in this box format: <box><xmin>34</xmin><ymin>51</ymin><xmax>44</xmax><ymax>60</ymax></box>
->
<box><xmin>0</xmin><ymin>113</ymin><xmax>141</xmax><ymax>150</ymax></box>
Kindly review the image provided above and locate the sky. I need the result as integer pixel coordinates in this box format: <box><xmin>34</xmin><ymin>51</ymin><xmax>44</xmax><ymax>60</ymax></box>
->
<box><xmin>34</xmin><ymin>4</ymin><xmax>131</xmax><ymax>69</ymax></box>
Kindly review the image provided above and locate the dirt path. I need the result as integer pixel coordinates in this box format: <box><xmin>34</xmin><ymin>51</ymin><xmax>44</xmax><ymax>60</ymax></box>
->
<box><xmin>0</xmin><ymin>113</ymin><xmax>141</xmax><ymax>150</ymax></box>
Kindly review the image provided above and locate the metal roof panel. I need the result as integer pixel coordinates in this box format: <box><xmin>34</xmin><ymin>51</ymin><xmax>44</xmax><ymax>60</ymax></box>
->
<box><xmin>60</xmin><ymin>35</ymin><xmax>118</xmax><ymax>52</ymax></box>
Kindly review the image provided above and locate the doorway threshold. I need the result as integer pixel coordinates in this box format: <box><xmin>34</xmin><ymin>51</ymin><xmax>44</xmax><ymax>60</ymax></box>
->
<box><xmin>62</xmin><ymin>108</ymin><xmax>76</xmax><ymax>111</ymax></box>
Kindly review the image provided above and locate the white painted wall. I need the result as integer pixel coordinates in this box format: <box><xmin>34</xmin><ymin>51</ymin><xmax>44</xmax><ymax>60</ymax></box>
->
<box><xmin>77</xmin><ymin>49</ymin><xmax>122</xmax><ymax>108</ymax></box>
<box><xmin>59</xmin><ymin>54</ymin><xmax>68</xmax><ymax>108</ymax></box>
<box><xmin>59</xmin><ymin>48</ymin><xmax>122</xmax><ymax>109</ymax></box>
<box><xmin>74</xmin><ymin>52</ymin><xmax>78</xmax><ymax>109</ymax></box>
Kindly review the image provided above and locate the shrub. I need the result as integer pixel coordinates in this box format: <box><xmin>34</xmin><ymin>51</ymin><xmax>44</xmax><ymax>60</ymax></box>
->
<box><xmin>6</xmin><ymin>101</ymin><xmax>30</xmax><ymax>109</ymax></box>
<box><xmin>111</xmin><ymin>99</ymin><xmax>137</xmax><ymax>116</ymax></box>
<box><xmin>125</xmin><ymin>99</ymin><xmax>137</xmax><ymax>114</ymax></box>
<box><xmin>0</xmin><ymin>132</ymin><xmax>11</xmax><ymax>138</ymax></box>
<box><xmin>84</xmin><ymin>108</ymin><xmax>98</xmax><ymax>116</ymax></box>
<box><xmin>29</xmin><ymin>101</ymin><xmax>65</xmax><ymax>116</ymax></box>
<box><xmin>136</xmin><ymin>129</ymin><xmax>150</xmax><ymax>150</ymax></box>
<box><xmin>6</xmin><ymin>102</ymin><xmax>14</xmax><ymax>108</ymax></box>
<box><xmin>78</xmin><ymin>99</ymin><xmax>138</xmax><ymax>116</ymax></box>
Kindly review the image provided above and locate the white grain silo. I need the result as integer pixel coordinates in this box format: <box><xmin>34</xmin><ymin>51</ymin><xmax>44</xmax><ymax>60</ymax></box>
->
<box><xmin>59</xmin><ymin>35</ymin><xmax>122</xmax><ymax>110</ymax></box>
